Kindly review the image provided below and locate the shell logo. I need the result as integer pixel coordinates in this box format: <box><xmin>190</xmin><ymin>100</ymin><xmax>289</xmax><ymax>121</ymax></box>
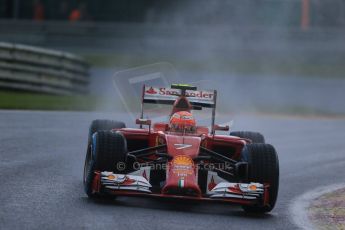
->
<box><xmin>172</xmin><ymin>155</ymin><xmax>194</xmax><ymax>166</ymax></box>
<box><xmin>107</xmin><ymin>174</ymin><xmax>117</xmax><ymax>180</ymax></box>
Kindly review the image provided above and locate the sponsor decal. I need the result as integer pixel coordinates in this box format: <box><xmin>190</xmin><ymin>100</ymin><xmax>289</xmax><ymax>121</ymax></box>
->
<box><xmin>178</xmin><ymin>178</ymin><xmax>185</xmax><ymax>188</ymax></box>
<box><xmin>185</xmin><ymin>90</ymin><xmax>214</xmax><ymax>99</ymax></box>
<box><xmin>145</xmin><ymin>87</ymin><xmax>157</xmax><ymax>94</ymax></box>
<box><xmin>248</xmin><ymin>184</ymin><xmax>257</xmax><ymax>191</ymax></box>
<box><xmin>172</xmin><ymin>155</ymin><xmax>194</xmax><ymax>165</ymax></box>
<box><xmin>181</xmin><ymin>115</ymin><xmax>193</xmax><ymax>120</ymax></box>
<box><xmin>159</xmin><ymin>88</ymin><xmax>180</xmax><ymax>96</ymax></box>
<box><xmin>227</xmin><ymin>184</ymin><xmax>242</xmax><ymax>194</ymax></box>
<box><xmin>208</xmin><ymin>176</ymin><xmax>217</xmax><ymax>191</ymax></box>
<box><xmin>142</xmin><ymin>170</ymin><xmax>147</xmax><ymax>180</ymax></box>
<box><xmin>107</xmin><ymin>174</ymin><xmax>117</xmax><ymax>180</ymax></box>
<box><xmin>122</xmin><ymin>176</ymin><xmax>136</xmax><ymax>185</ymax></box>
<box><xmin>144</xmin><ymin>86</ymin><xmax>214</xmax><ymax>102</ymax></box>
<box><xmin>174</xmin><ymin>143</ymin><xmax>192</xmax><ymax>150</ymax></box>
<box><xmin>107</xmin><ymin>175</ymin><xmax>135</xmax><ymax>185</ymax></box>
<box><xmin>172</xmin><ymin>155</ymin><xmax>194</xmax><ymax>177</ymax></box>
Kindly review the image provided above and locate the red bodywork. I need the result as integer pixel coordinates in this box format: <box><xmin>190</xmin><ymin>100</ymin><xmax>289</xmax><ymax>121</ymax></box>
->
<box><xmin>91</xmin><ymin>126</ymin><xmax>267</xmax><ymax>206</ymax></box>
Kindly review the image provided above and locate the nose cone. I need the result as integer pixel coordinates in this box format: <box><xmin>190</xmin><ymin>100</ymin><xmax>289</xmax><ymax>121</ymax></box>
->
<box><xmin>162</xmin><ymin>155</ymin><xmax>201</xmax><ymax>197</ymax></box>
<box><xmin>163</xmin><ymin>134</ymin><xmax>202</xmax><ymax>197</ymax></box>
<box><xmin>165</xmin><ymin>134</ymin><xmax>201</xmax><ymax>158</ymax></box>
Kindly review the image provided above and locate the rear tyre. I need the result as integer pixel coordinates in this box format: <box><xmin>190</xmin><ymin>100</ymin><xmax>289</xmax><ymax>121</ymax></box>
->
<box><xmin>241</xmin><ymin>143</ymin><xmax>279</xmax><ymax>213</ymax></box>
<box><xmin>230</xmin><ymin>131</ymin><xmax>265</xmax><ymax>143</ymax></box>
<box><xmin>83</xmin><ymin>131</ymin><xmax>128</xmax><ymax>198</ymax></box>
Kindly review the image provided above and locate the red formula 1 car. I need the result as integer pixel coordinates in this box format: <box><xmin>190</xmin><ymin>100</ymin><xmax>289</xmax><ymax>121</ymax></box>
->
<box><xmin>83</xmin><ymin>84</ymin><xmax>279</xmax><ymax>213</ymax></box>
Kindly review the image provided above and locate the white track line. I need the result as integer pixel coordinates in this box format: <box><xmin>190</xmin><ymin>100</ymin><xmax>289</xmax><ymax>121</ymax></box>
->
<box><xmin>289</xmin><ymin>183</ymin><xmax>345</xmax><ymax>230</ymax></box>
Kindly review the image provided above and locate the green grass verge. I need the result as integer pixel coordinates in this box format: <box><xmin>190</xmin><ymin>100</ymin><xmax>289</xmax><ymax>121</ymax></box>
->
<box><xmin>0</xmin><ymin>91</ymin><xmax>99</xmax><ymax>111</ymax></box>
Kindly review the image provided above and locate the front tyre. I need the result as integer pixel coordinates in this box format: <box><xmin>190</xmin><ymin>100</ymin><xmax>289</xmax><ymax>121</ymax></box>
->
<box><xmin>241</xmin><ymin>143</ymin><xmax>279</xmax><ymax>213</ymax></box>
<box><xmin>83</xmin><ymin>131</ymin><xmax>128</xmax><ymax>198</ymax></box>
<box><xmin>84</xmin><ymin>143</ymin><xmax>96</xmax><ymax>198</ymax></box>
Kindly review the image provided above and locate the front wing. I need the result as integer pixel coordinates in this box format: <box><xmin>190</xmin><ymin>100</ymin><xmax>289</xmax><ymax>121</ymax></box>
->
<box><xmin>91</xmin><ymin>170</ymin><xmax>270</xmax><ymax>206</ymax></box>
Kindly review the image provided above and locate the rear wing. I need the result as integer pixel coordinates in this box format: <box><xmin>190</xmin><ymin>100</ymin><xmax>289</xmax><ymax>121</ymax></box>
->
<box><xmin>140</xmin><ymin>84</ymin><xmax>218</xmax><ymax>134</ymax></box>
<box><xmin>142</xmin><ymin>85</ymin><xmax>217</xmax><ymax>108</ymax></box>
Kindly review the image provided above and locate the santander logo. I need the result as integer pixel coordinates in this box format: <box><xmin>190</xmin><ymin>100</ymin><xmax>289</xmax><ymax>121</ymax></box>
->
<box><xmin>145</xmin><ymin>86</ymin><xmax>214</xmax><ymax>100</ymax></box>
<box><xmin>145</xmin><ymin>87</ymin><xmax>157</xmax><ymax>94</ymax></box>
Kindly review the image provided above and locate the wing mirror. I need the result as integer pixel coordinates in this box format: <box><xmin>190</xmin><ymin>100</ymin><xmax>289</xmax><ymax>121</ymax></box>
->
<box><xmin>213</xmin><ymin>124</ymin><xmax>229</xmax><ymax>131</ymax></box>
<box><xmin>136</xmin><ymin>118</ymin><xmax>151</xmax><ymax>126</ymax></box>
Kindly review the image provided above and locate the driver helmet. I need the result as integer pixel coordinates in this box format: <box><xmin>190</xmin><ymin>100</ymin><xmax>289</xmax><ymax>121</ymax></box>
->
<box><xmin>169</xmin><ymin>111</ymin><xmax>196</xmax><ymax>133</ymax></box>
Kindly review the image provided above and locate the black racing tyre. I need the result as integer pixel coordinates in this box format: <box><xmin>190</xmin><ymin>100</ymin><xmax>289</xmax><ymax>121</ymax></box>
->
<box><xmin>83</xmin><ymin>131</ymin><xmax>128</xmax><ymax>198</ymax></box>
<box><xmin>230</xmin><ymin>131</ymin><xmax>265</xmax><ymax>143</ymax></box>
<box><xmin>83</xmin><ymin>145</ymin><xmax>97</xmax><ymax>198</ymax></box>
<box><xmin>241</xmin><ymin>143</ymin><xmax>279</xmax><ymax>213</ymax></box>
<box><xmin>88</xmin><ymin>119</ymin><xmax>126</xmax><ymax>144</ymax></box>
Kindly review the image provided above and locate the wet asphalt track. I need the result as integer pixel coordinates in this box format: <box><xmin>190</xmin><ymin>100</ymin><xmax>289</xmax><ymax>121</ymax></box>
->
<box><xmin>1</xmin><ymin>110</ymin><xmax>345</xmax><ymax>229</ymax></box>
